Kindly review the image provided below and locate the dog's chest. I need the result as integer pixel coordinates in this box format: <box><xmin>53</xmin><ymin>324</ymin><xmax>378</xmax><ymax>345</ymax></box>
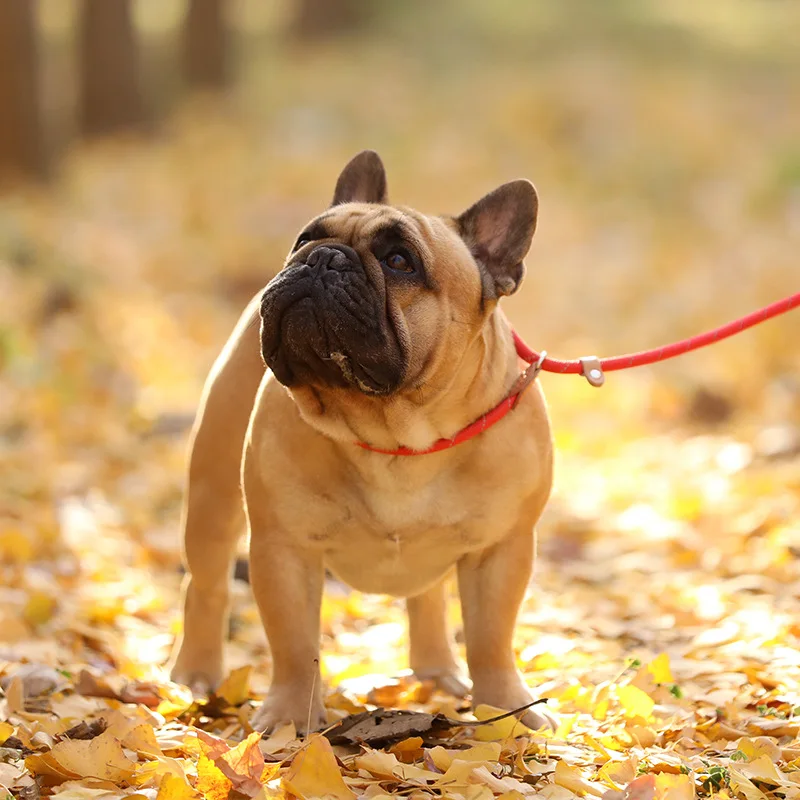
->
<box><xmin>276</xmin><ymin>457</ymin><xmax>528</xmax><ymax>595</ymax></box>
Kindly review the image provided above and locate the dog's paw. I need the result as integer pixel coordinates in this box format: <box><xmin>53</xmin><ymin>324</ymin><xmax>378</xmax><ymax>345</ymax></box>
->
<box><xmin>413</xmin><ymin>667</ymin><xmax>472</xmax><ymax>698</ymax></box>
<box><xmin>472</xmin><ymin>672</ymin><xmax>557</xmax><ymax>732</ymax></box>
<box><xmin>168</xmin><ymin>647</ymin><xmax>223</xmax><ymax>697</ymax></box>
<box><xmin>250</xmin><ymin>686</ymin><xmax>326</xmax><ymax>735</ymax></box>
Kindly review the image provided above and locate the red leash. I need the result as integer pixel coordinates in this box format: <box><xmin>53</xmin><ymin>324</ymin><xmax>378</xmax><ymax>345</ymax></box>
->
<box><xmin>357</xmin><ymin>291</ymin><xmax>800</xmax><ymax>456</ymax></box>
<box><xmin>515</xmin><ymin>290</ymin><xmax>800</xmax><ymax>384</ymax></box>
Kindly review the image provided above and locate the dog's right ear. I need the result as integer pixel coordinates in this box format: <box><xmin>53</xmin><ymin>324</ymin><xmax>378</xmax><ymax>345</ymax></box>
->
<box><xmin>332</xmin><ymin>150</ymin><xmax>389</xmax><ymax>206</ymax></box>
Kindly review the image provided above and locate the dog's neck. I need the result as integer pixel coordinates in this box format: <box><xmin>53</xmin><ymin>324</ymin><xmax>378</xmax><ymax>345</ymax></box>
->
<box><xmin>289</xmin><ymin>310</ymin><xmax>520</xmax><ymax>455</ymax></box>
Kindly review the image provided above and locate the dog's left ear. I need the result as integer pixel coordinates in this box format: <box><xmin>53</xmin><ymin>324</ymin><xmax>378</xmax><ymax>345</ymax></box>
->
<box><xmin>456</xmin><ymin>180</ymin><xmax>538</xmax><ymax>299</ymax></box>
<box><xmin>332</xmin><ymin>150</ymin><xmax>389</xmax><ymax>206</ymax></box>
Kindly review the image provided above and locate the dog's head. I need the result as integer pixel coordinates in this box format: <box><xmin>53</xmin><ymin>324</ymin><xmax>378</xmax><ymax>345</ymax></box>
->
<box><xmin>260</xmin><ymin>150</ymin><xmax>538</xmax><ymax>400</ymax></box>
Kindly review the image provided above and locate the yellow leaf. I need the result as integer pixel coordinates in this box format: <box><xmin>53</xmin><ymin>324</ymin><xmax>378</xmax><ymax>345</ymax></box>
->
<box><xmin>618</xmin><ymin>774</ymin><xmax>656</xmax><ymax>800</ymax></box>
<box><xmin>473</xmin><ymin>704</ymin><xmax>532</xmax><ymax>741</ymax></box>
<box><xmin>26</xmin><ymin>751</ymin><xmax>79</xmax><ymax>785</ymax></box>
<box><xmin>554</xmin><ymin>713</ymin><xmax>578</xmax><ymax>740</ymax></box>
<box><xmin>457</xmin><ymin>742</ymin><xmax>503</xmax><ymax>762</ymax></box>
<box><xmin>647</xmin><ymin>654</ymin><xmax>675</xmax><ymax>685</ymax></box>
<box><xmin>216</xmin><ymin>731</ymin><xmax>265</xmax><ymax>795</ymax></box>
<box><xmin>584</xmin><ymin>735</ymin><xmax>612</xmax><ymax>763</ymax></box>
<box><xmin>427</xmin><ymin>745</ymin><xmax>452</xmax><ymax>772</ymax></box>
<box><xmin>261</xmin><ymin>721</ymin><xmax>297</xmax><ymax>755</ymax></box>
<box><xmin>355</xmin><ymin>749</ymin><xmax>438</xmax><ymax>784</ymax></box>
<box><xmin>132</xmin><ymin>755</ymin><xmax>187</xmax><ymax>787</ymax></box>
<box><xmin>104</xmin><ymin>711</ymin><xmax>161</xmax><ymax>756</ymax></box>
<box><xmin>0</xmin><ymin>529</ymin><xmax>34</xmax><ymax>562</ymax></box>
<box><xmin>50</xmin><ymin>782</ymin><xmax>148</xmax><ymax>799</ymax></box>
<box><xmin>628</xmin><ymin>725</ymin><xmax>657</xmax><ymax>748</ymax></box>
<box><xmin>5</xmin><ymin>676</ymin><xmax>25</xmax><ymax>715</ymax></box>
<box><xmin>195</xmin><ymin>753</ymin><xmax>232</xmax><ymax>800</ymax></box>
<box><xmin>0</xmin><ymin>720</ymin><xmax>15</xmax><ymax>745</ymax></box>
<box><xmin>437</xmin><ymin>758</ymin><xmax>499</xmax><ymax>788</ymax></box>
<box><xmin>616</xmin><ymin>685</ymin><xmax>655</xmax><ymax>720</ymax></box>
<box><xmin>554</xmin><ymin>760</ymin><xmax>606</xmax><ymax>797</ymax></box>
<box><xmin>736</xmin><ymin>737</ymin><xmax>782</xmax><ymax>762</ymax></box>
<box><xmin>282</xmin><ymin>734</ymin><xmax>355</xmax><ymax>800</ymax></box>
<box><xmin>472</xmin><ymin>765</ymin><xmax>543</xmax><ymax>796</ymax></box>
<box><xmin>48</xmin><ymin>729</ymin><xmax>137</xmax><ymax>783</ymax></box>
<box><xmin>737</xmin><ymin>754</ymin><xmax>785</xmax><ymax>785</ymax></box>
<box><xmin>597</xmin><ymin>757</ymin><xmax>638</xmax><ymax>790</ymax></box>
<box><xmin>156</xmin><ymin>772</ymin><xmax>201</xmax><ymax>800</ymax></box>
<box><xmin>654</xmin><ymin>773</ymin><xmax>694</xmax><ymax>800</ymax></box>
<box><xmin>215</xmin><ymin>665</ymin><xmax>252</xmax><ymax>706</ymax></box>
<box><xmin>727</xmin><ymin>767</ymin><xmax>768</xmax><ymax>800</ymax></box>
<box><xmin>388</xmin><ymin>735</ymin><xmax>424</xmax><ymax>762</ymax></box>
<box><xmin>23</xmin><ymin>590</ymin><xmax>57</xmax><ymax>626</ymax></box>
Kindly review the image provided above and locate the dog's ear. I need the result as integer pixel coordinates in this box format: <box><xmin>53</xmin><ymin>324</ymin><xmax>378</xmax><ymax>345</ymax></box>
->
<box><xmin>332</xmin><ymin>150</ymin><xmax>389</xmax><ymax>206</ymax></box>
<box><xmin>456</xmin><ymin>180</ymin><xmax>538</xmax><ymax>299</ymax></box>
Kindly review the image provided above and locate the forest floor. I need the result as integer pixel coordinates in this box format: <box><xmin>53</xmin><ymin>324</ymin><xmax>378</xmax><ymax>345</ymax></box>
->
<box><xmin>2</xmin><ymin>4</ymin><xmax>800</xmax><ymax>797</ymax></box>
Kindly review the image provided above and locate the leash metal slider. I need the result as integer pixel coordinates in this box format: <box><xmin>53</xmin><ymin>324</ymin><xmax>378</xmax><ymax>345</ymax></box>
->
<box><xmin>580</xmin><ymin>356</ymin><xmax>605</xmax><ymax>387</ymax></box>
<box><xmin>511</xmin><ymin>350</ymin><xmax>547</xmax><ymax>407</ymax></box>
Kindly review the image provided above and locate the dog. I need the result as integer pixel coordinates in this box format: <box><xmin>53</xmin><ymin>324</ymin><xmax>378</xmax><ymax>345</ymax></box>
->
<box><xmin>168</xmin><ymin>151</ymin><xmax>555</xmax><ymax>733</ymax></box>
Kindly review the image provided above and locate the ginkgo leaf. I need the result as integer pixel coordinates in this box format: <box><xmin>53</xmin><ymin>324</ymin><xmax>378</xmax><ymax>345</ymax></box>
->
<box><xmin>155</xmin><ymin>772</ymin><xmax>202</xmax><ymax>800</ymax></box>
<box><xmin>616</xmin><ymin>686</ymin><xmax>655</xmax><ymax>720</ymax></box>
<box><xmin>47</xmin><ymin>730</ymin><xmax>138</xmax><ymax>783</ymax></box>
<box><xmin>355</xmin><ymin>749</ymin><xmax>439</xmax><ymax>784</ymax></box>
<box><xmin>282</xmin><ymin>735</ymin><xmax>355</xmax><ymax>800</ymax></box>
<box><xmin>195</xmin><ymin>753</ymin><xmax>232</xmax><ymax>800</ymax></box>
<box><xmin>215</xmin><ymin>665</ymin><xmax>252</xmax><ymax>706</ymax></box>
<box><xmin>216</xmin><ymin>731</ymin><xmax>265</xmax><ymax>796</ymax></box>
<box><xmin>646</xmin><ymin>654</ymin><xmax>675</xmax><ymax>685</ymax></box>
<box><xmin>473</xmin><ymin>704</ymin><xmax>532</xmax><ymax>741</ymax></box>
<box><xmin>554</xmin><ymin>760</ymin><xmax>606</xmax><ymax>797</ymax></box>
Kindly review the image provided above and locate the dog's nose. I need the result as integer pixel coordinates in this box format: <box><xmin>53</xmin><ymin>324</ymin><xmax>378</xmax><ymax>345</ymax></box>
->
<box><xmin>306</xmin><ymin>244</ymin><xmax>360</xmax><ymax>273</ymax></box>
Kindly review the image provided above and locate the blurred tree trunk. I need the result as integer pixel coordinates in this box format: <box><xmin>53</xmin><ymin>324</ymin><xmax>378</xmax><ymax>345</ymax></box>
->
<box><xmin>0</xmin><ymin>0</ymin><xmax>46</xmax><ymax>181</ymax></box>
<box><xmin>79</xmin><ymin>0</ymin><xmax>145</xmax><ymax>138</ymax></box>
<box><xmin>290</xmin><ymin>0</ymin><xmax>367</xmax><ymax>38</ymax></box>
<box><xmin>183</xmin><ymin>0</ymin><xmax>229</xmax><ymax>90</ymax></box>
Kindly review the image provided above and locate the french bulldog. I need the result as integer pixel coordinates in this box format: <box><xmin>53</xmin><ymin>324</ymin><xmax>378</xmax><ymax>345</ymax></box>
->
<box><xmin>168</xmin><ymin>151</ymin><xmax>555</xmax><ymax>733</ymax></box>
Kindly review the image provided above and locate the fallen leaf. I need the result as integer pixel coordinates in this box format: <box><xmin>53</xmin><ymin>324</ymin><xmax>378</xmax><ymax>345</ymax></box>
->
<box><xmin>616</xmin><ymin>686</ymin><xmax>655</xmax><ymax>720</ymax></box>
<box><xmin>47</xmin><ymin>729</ymin><xmax>137</xmax><ymax>783</ymax></box>
<box><xmin>473</xmin><ymin>705</ymin><xmax>532</xmax><ymax>741</ymax></box>
<box><xmin>155</xmin><ymin>772</ymin><xmax>201</xmax><ymax>800</ymax></box>
<box><xmin>195</xmin><ymin>753</ymin><xmax>232</xmax><ymax>800</ymax></box>
<box><xmin>283</xmin><ymin>735</ymin><xmax>355</xmax><ymax>800</ymax></box>
<box><xmin>554</xmin><ymin>760</ymin><xmax>606</xmax><ymax>797</ymax></box>
<box><xmin>215</xmin><ymin>665</ymin><xmax>252</xmax><ymax>706</ymax></box>
<box><xmin>216</xmin><ymin>731</ymin><xmax>265</xmax><ymax>796</ymax></box>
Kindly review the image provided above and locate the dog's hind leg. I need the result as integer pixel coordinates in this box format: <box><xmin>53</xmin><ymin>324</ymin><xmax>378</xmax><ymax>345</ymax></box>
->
<box><xmin>168</xmin><ymin>294</ymin><xmax>265</xmax><ymax>694</ymax></box>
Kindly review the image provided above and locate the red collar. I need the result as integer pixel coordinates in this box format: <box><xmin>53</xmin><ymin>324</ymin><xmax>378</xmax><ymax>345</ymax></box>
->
<box><xmin>355</xmin><ymin>331</ymin><xmax>544</xmax><ymax>456</ymax></box>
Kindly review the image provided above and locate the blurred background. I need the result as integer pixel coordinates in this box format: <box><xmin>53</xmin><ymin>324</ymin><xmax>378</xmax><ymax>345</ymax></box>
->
<box><xmin>1</xmin><ymin>1</ymin><xmax>799</xmax><ymax>693</ymax></box>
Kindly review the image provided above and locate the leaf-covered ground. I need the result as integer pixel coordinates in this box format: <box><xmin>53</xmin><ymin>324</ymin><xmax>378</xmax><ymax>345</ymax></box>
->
<box><xmin>2</xmin><ymin>3</ymin><xmax>800</xmax><ymax>798</ymax></box>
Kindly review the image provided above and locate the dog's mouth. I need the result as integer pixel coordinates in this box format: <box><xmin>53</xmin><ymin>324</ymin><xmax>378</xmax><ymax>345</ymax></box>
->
<box><xmin>260</xmin><ymin>244</ymin><xmax>407</xmax><ymax>396</ymax></box>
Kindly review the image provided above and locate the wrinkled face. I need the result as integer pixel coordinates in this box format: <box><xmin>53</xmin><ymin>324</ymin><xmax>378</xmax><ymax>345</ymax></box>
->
<box><xmin>260</xmin><ymin>205</ymin><xmax>481</xmax><ymax>396</ymax></box>
<box><xmin>259</xmin><ymin>150</ymin><xmax>538</xmax><ymax>399</ymax></box>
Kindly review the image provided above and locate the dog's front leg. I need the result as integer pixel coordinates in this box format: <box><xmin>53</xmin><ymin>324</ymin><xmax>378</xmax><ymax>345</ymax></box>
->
<box><xmin>248</xmin><ymin>530</ymin><xmax>325</xmax><ymax>734</ymax></box>
<box><xmin>407</xmin><ymin>578</ymin><xmax>471</xmax><ymax>697</ymax></box>
<box><xmin>458</xmin><ymin>524</ymin><xmax>556</xmax><ymax>731</ymax></box>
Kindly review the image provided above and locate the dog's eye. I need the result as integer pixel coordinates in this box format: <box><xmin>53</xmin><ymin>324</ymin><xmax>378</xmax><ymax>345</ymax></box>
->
<box><xmin>382</xmin><ymin>252</ymin><xmax>414</xmax><ymax>273</ymax></box>
<box><xmin>293</xmin><ymin>235</ymin><xmax>313</xmax><ymax>252</ymax></box>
